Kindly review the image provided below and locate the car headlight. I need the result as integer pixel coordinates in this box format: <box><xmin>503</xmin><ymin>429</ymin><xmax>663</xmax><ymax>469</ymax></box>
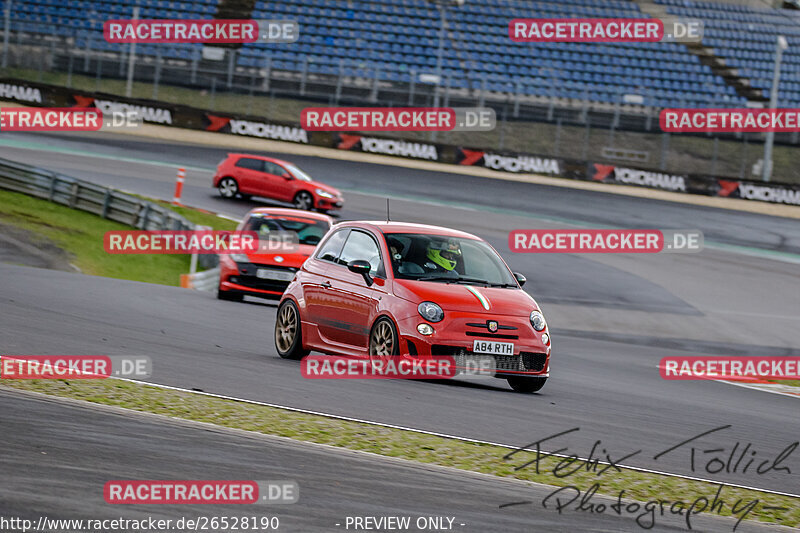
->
<box><xmin>230</xmin><ymin>253</ymin><xmax>249</xmax><ymax>262</ymax></box>
<box><xmin>530</xmin><ymin>310</ymin><xmax>546</xmax><ymax>331</ymax></box>
<box><xmin>316</xmin><ymin>189</ymin><xmax>334</xmax><ymax>199</ymax></box>
<box><xmin>418</xmin><ymin>302</ymin><xmax>444</xmax><ymax>323</ymax></box>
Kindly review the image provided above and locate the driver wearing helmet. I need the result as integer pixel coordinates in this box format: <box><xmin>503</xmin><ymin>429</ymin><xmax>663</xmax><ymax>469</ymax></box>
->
<box><xmin>423</xmin><ymin>238</ymin><xmax>462</xmax><ymax>273</ymax></box>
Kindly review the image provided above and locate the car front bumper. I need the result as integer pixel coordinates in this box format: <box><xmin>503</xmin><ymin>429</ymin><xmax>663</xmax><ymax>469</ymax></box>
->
<box><xmin>218</xmin><ymin>257</ymin><xmax>297</xmax><ymax>300</ymax></box>
<box><xmin>316</xmin><ymin>197</ymin><xmax>344</xmax><ymax>211</ymax></box>
<box><xmin>395</xmin><ymin>313</ymin><xmax>551</xmax><ymax>377</ymax></box>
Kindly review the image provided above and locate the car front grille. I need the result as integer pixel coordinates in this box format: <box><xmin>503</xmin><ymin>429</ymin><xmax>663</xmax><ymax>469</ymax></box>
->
<box><xmin>432</xmin><ymin>345</ymin><xmax>547</xmax><ymax>372</ymax></box>
<box><xmin>465</xmin><ymin>332</ymin><xmax>519</xmax><ymax>340</ymax></box>
<box><xmin>464</xmin><ymin>321</ymin><xmax>519</xmax><ymax>340</ymax></box>
<box><xmin>230</xmin><ymin>263</ymin><xmax>297</xmax><ymax>293</ymax></box>
<box><xmin>230</xmin><ymin>276</ymin><xmax>290</xmax><ymax>292</ymax></box>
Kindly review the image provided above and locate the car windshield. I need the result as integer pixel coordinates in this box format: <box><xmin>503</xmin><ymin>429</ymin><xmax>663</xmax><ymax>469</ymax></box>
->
<box><xmin>285</xmin><ymin>164</ymin><xmax>313</xmax><ymax>182</ymax></box>
<box><xmin>383</xmin><ymin>233</ymin><xmax>517</xmax><ymax>287</ymax></box>
<box><xmin>242</xmin><ymin>215</ymin><xmax>330</xmax><ymax>246</ymax></box>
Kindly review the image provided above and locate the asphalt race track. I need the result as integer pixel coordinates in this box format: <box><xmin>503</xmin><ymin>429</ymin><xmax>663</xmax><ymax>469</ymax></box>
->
<box><xmin>1</xmin><ymin>131</ymin><xmax>799</xmax><ymax>524</ymax></box>
<box><xmin>3</xmin><ymin>389</ymin><xmax>779</xmax><ymax>533</ymax></box>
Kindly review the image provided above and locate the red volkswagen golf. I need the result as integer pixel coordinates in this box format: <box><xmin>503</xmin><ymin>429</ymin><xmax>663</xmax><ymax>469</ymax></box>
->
<box><xmin>213</xmin><ymin>154</ymin><xmax>344</xmax><ymax>213</ymax></box>
<box><xmin>218</xmin><ymin>208</ymin><xmax>333</xmax><ymax>301</ymax></box>
<box><xmin>274</xmin><ymin>221</ymin><xmax>551</xmax><ymax>393</ymax></box>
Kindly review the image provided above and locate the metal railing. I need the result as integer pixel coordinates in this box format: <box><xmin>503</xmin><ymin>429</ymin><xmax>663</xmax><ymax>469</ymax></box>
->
<box><xmin>180</xmin><ymin>267</ymin><xmax>221</xmax><ymax>292</ymax></box>
<box><xmin>0</xmin><ymin>156</ymin><xmax>219</xmax><ymax>270</ymax></box>
<box><xmin>2</xmin><ymin>21</ymin><xmax>800</xmax><ymax>181</ymax></box>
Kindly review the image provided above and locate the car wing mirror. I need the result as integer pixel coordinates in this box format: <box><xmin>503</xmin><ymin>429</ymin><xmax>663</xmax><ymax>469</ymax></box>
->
<box><xmin>348</xmin><ymin>260</ymin><xmax>374</xmax><ymax>286</ymax></box>
<box><xmin>513</xmin><ymin>272</ymin><xmax>526</xmax><ymax>287</ymax></box>
<box><xmin>282</xmin><ymin>172</ymin><xmax>293</xmax><ymax>179</ymax></box>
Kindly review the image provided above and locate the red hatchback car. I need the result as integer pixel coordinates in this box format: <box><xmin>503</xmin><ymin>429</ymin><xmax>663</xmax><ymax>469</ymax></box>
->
<box><xmin>213</xmin><ymin>154</ymin><xmax>344</xmax><ymax>213</ymax></box>
<box><xmin>218</xmin><ymin>208</ymin><xmax>333</xmax><ymax>301</ymax></box>
<box><xmin>274</xmin><ymin>221</ymin><xmax>551</xmax><ymax>393</ymax></box>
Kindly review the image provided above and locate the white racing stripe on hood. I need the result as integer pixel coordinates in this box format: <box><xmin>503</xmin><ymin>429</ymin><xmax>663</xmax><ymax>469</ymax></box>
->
<box><xmin>465</xmin><ymin>286</ymin><xmax>490</xmax><ymax>310</ymax></box>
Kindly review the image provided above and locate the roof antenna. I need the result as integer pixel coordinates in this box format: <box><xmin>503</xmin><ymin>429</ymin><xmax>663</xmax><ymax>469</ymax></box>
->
<box><xmin>386</xmin><ymin>198</ymin><xmax>391</xmax><ymax>222</ymax></box>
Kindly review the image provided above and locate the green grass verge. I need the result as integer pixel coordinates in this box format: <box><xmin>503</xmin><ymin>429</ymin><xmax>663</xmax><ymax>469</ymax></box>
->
<box><xmin>769</xmin><ymin>380</ymin><xmax>800</xmax><ymax>388</ymax></box>
<box><xmin>0</xmin><ymin>189</ymin><xmax>234</xmax><ymax>285</ymax></box>
<box><xmin>132</xmin><ymin>196</ymin><xmax>238</xmax><ymax>231</ymax></box>
<box><xmin>1</xmin><ymin>378</ymin><xmax>796</xmax><ymax>529</ymax></box>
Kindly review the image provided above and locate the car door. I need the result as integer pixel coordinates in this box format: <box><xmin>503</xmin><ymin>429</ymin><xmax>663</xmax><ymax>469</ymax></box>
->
<box><xmin>304</xmin><ymin>228</ymin><xmax>349</xmax><ymax>337</ymax></box>
<box><xmin>233</xmin><ymin>157</ymin><xmax>265</xmax><ymax>195</ymax></box>
<box><xmin>264</xmin><ymin>161</ymin><xmax>296</xmax><ymax>202</ymax></box>
<box><xmin>317</xmin><ymin>229</ymin><xmax>386</xmax><ymax>351</ymax></box>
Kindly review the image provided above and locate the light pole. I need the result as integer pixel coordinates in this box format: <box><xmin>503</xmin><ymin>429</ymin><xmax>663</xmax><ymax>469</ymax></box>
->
<box><xmin>432</xmin><ymin>4</ymin><xmax>446</xmax><ymax>110</ymax></box>
<box><xmin>2</xmin><ymin>0</ymin><xmax>11</xmax><ymax>69</ymax></box>
<box><xmin>428</xmin><ymin>0</ymin><xmax>463</xmax><ymax>140</ymax></box>
<box><xmin>762</xmin><ymin>34</ymin><xmax>788</xmax><ymax>182</ymax></box>
<box><xmin>125</xmin><ymin>5</ymin><xmax>140</xmax><ymax>98</ymax></box>
<box><xmin>429</xmin><ymin>0</ymin><xmax>464</xmax><ymax>109</ymax></box>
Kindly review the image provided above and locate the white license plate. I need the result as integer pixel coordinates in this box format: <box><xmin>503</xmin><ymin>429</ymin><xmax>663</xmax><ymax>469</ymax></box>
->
<box><xmin>256</xmin><ymin>268</ymin><xmax>294</xmax><ymax>281</ymax></box>
<box><xmin>472</xmin><ymin>340</ymin><xmax>515</xmax><ymax>355</ymax></box>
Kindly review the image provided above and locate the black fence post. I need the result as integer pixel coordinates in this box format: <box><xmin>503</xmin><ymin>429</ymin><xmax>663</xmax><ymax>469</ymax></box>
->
<box><xmin>101</xmin><ymin>189</ymin><xmax>111</xmax><ymax>218</ymax></box>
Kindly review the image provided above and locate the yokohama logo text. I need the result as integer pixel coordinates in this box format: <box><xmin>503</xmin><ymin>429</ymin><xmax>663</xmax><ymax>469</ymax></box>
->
<box><xmin>229</xmin><ymin>119</ymin><xmax>309</xmax><ymax>143</ymax></box>
<box><xmin>0</xmin><ymin>83</ymin><xmax>42</xmax><ymax>103</ymax></box>
<box><xmin>483</xmin><ymin>153</ymin><xmax>560</xmax><ymax>174</ymax></box>
<box><xmin>358</xmin><ymin>137</ymin><xmax>438</xmax><ymax>160</ymax></box>
<box><xmin>738</xmin><ymin>183</ymin><xmax>800</xmax><ymax>206</ymax></box>
<box><xmin>612</xmin><ymin>167</ymin><xmax>687</xmax><ymax>192</ymax></box>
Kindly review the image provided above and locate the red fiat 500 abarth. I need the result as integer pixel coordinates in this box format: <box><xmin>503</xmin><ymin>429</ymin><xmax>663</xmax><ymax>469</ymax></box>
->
<box><xmin>218</xmin><ymin>208</ymin><xmax>333</xmax><ymax>301</ymax></box>
<box><xmin>274</xmin><ymin>221</ymin><xmax>551</xmax><ymax>393</ymax></box>
<box><xmin>213</xmin><ymin>154</ymin><xmax>344</xmax><ymax>213</ymax></box>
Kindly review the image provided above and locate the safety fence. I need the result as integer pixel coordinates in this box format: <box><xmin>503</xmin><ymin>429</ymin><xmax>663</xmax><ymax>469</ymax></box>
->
<box><xmin>1</xmin><ymin>78</ymin><xmax>799</xmax><ymax>206</ymax></box>
<box><xmin>0</xmin><ymin>155</ymin><xmax>220</xmax><ymax>272</ymax></box>
<box><xmin>180</xmin><ymin>267</ymin><xmax>221</xmax><ymax>292</ymax></box>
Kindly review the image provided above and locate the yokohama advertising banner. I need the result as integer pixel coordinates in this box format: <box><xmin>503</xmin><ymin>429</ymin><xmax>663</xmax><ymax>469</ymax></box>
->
<box><xmin>2</xmin><ymin>77</ymin><xmax>797</xmax><ymax>206</ymax></box>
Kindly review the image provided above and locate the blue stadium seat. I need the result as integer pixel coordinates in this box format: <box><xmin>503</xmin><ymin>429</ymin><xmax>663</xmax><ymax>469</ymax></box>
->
<box><xmin>9</xmin><ymin>0</ymin><xmax>773</xmax><ymax>107</ymax></box>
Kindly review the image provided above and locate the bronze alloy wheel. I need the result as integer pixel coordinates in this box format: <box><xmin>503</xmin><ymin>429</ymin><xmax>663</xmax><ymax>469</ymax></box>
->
<box><xmin>276</xmin><ymin>302</ymin><xmax>299</xmax><ymax>353</ymax></box>
<box><xmin>369</xmin><ymin>319</ymin><xmax>397</xmax><ymax>356</ymax></box>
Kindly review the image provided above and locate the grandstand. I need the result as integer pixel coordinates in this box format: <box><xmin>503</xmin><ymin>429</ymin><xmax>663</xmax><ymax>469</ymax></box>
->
<box><xmin>245</xmin><ymin>0</ymin><xmax>742</xmax><ymax>108</ymax></box>
<box><xmin>10</xmin><ymin>0</ymin><xmax>217</xmax><ymax>60</ymax></box>
<box><xmin>7</xmin><ymin>0</ymin><xmax>800</xmax><ymax>110</ymax></box>
<box><xmin>656</xmin><ymin>0</ymin><xmax>800</xmax><ymax>107</ymax></box>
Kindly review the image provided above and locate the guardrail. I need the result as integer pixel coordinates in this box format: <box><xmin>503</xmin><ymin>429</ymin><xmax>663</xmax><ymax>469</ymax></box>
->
<box><xmin>180</xmin><ymin>267</ymin><xmax>220</xmax><ymax>292</ymax></box>
<box><xmin>0</xmin><ymin>156</ymin><xmax>219</xmax><ymax>270</ymax></box>
<box><xmin>2</xmin><ymin>77</ymin><xmax>799</xmax><ymax>203</ymax></box>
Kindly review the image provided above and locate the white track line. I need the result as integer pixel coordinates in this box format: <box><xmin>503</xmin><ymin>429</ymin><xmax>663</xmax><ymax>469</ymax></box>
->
<box><xmin>655</xmin><ymin>363</ymin><xmax>800</xmax><ymax>401</ymax></box>
<box><xmin>720</xmin><ymin>380</ymin><xmax>800</xmax><ymax>399</ymax></box>
<box><xmin>2</xmin><ymin>353</ymin><xmax>794</xmax><ymax>499</ymax></box>
<box><xmin>109</xmin><ymin>375</ymin><xmax>798</xmax><ymax>500</ymax></box>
